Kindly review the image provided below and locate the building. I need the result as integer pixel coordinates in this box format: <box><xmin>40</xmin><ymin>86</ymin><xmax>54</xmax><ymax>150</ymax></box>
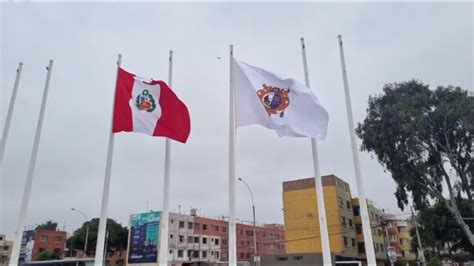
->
<box><xmin>282</xmin><ymin>175</ymin><xmax>359</xmax><ymax>261</ymax></box>
<box><xmin>31</xmin><ymin>229</ymin><xmax>67</xmax><ymax>261</ymax></box>
<box><xmin>351</xmin><ymin>198</ymin><xmax>386</xmax><ymax>263</ymax></box>
<box><xmin>127</xmin><ymin>211</ymin><xmax>285</xmax><ymax>265</ymax></box>
<box><xmin>0</xmin><ymin>234</ymin><xmax>13</xmax><ymax>264</ymax></box>
<box><xmin>384</xmin><ymin>214</ymin><xmax>416</xmax><ymax>262</ymax></box>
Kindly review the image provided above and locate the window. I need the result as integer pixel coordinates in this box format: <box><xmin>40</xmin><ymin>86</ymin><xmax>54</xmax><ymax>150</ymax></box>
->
<box><xmin>188</xmin><ymin>222</ymin><xmax>193</xmax><ymax>229</ymax></box>
<box><xmin>40</xmin><ymin>236</ymin><xmax>48</xmax><ymax>242</ymax></box>
<box><xmin>202</xmin><ymin>237</ymin><xmax>207</xmax><ymax>244</ymax></box>
<box><xmin>277</xmin><ymin>256</ymin><xmax>288</xmax><ymax>261</ymax></box>
<box><xmin>240</xmin><ymin>253</ymin><xmax>244</xmax><ymax>259</ymax></box>
<box><xmin>171</xmin><ymin>219</ymin><xmax>174</xmax><ymax>224</ymax></box>
<box><xmin>55</xmin><ymin>236</ymin><xmax>63</xmax><ymax>242</ymax></box>
<box><xmin>215</xmin><ymin>239</ymin><xmax>219</xmax><ymax>245</ymax></box>
<box><xmin>356</xmin><ymin>224</ymin><xmax>362</xmax><ymax>234</ymax></box>
<box><xmin>203</xmin><ymin>224</ymin><xmax>208</xmax><ymax>230</ymax></box>
<box><xmin>222</xmin><ymin>239</ymin><xmax>228</xmax><ymax>245</ymax></box>
<box><xmin>215</xmin><ymin>251</ymin><xmax>220</xmax><ymax>259</ymax></box>
<box><xmin>187</xmin><ymin>236</ymin><xmax>193</xmax><ymax>243</ymax></box>
<box><xmin>222</xmin><ymin>252</ymin><xmax>227</xmax><ymax>259</ymax></box>
<box><xmin>358</xmin><ymin>243</ymin><xmax>365</xmax><ymax>254</ymax></box>
<box><xmin>240</xmin><ymin>229</ymin><xmax>243</xmax><ymax>235</ymax></box>
<box><xmin>193</xmin><ymin>250</ymin><xmax>199</xmax><ymax>258</ymax></box>
<box><xmin>179</xmin><ymin>221</ymin><xmax>184</xmax><ymax>228</ymax></box>
<box><xmin>202</xmin><ymin>251</ymin><xmax>207</xmax><ymax>258</ymax></box>
<box><xmin>351</xmin><ymin>238</ymin><xmax>356</xmax><ymax>247</ymax></box>
<box><xmin>343</xmin><ymin>237</ymin><xmax>348</xmax><ymax>247</ymax></box>
<box><xmin>170</xmin><ymin>234</ymin><xmax>173</xmax><ymax>239</ymax></box>
<box><xmin>293</xmin><ymin>256</ymin><xmax>303</xmax><ymax>261</ymax></box>
<box><xmin>339</xmin><ymin>197</ymin><xmax>344</xmax><ymax>207</ymax></box>
<box><xmin>194</xmin><ymin>223</ymin><xmax>200</xmax><ymax>230</ymax></box>
<box><xmin>346</xmin><ymin>200</ymin><xmax>351</xmax><ymax>209</ymax></box>
<box><xmin>222</xmin><ymin>227</ymin><xmax>227</xmax><ymax>232</ymax></box>
<box><xmin>194</xmin><ymin>237</ymin><xmax>199</xmax><ymax>243</ymax></box>
<box><xmin>169</xmin><ymin>249</ymin><xmax>172</xmax><ymax>254</ymax></box>
<box><xmin>246</xmin><ymin>253</ymin><xmax>250</xmax><ymax>259</ymax></box>
<box><xmin>214</xmin><ymin>225</ymin><xmax>219</xmax><ymax>231</ymax></box>
<box><xmin>179</xmin><ymin>235</ymin><xmax>184</xmax><ymax>243</ymax></box>
<box><xmin>341</xmin><ymin>216</ymin><xmax>346</xmax><ymax>226</ymax></box>
<box><xmin>349</xmin><ymin>219</ymin><xmax>353</xmax><ymax>227</ymax></box>
<box><xmin>353</xmin><ymin>205</ymin><xmax>360</xmax><ymax>216</ymax></box>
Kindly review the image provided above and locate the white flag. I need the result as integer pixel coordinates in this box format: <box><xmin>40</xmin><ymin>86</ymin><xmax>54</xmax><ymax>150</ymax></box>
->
<box><xmin>233</xmin><ymin>59</ymin><xmax>329</xmax><ymax>139</ymax></box>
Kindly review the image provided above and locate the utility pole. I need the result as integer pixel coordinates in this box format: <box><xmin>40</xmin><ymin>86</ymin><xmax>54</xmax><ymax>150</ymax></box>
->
<box><xmin>411</xmin><ymin>207</ymin><xmax>425</xmax><ymax>265</ymax></box>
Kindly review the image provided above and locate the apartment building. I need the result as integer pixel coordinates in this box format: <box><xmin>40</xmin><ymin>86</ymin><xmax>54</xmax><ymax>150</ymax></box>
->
<box><xmin>351</xmin><ymin>198</ymin><xmax>387</xmax><ymax>264</ymax></box>
<box><xmin>282</xmin><ymin>175</ymin><xmax>359</xmax><ymax>261</ymax></box>
<box><xmin>384</xmin><ymin>214</ymin><xmax>416</xmax><ymax>262</ymax></box>
<box><xmin>127</xmin><ymin>210</ymin><xmax>285</xmax><ymax>265</ymax></box>
<box><xmin>0</xmin><ymin>234</ymin><xmax>13</xmax><ymax>265</ymax></box>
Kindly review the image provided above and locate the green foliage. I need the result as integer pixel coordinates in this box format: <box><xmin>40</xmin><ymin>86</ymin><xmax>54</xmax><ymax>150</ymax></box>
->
<box><xmin>427</xmin><ymin>256</ymin><xmax>441</xmax><ymax>266</ymax></box>
<box><xmin>35</xmin><ymin>249</ymin><xmax>59</xmax><ymax>261</ymax></box>
<box><xmin>67</xmin><ymin>218</ymin><xmax>128</xmax><ymax>255</ymax></box>
<box><xmin>411</xmin><ymin>201</ymin><xmax>474</xmax><ymax>254</ymax></box>
<box><xmin>36</xmin><ymin>220</ymin><xmax>58</xmax><ymax>231</ymax></box>
<box><xmin>356</xmin><ymin>80</ymin><xmax>474</xmax><ymax>244</ymax></box>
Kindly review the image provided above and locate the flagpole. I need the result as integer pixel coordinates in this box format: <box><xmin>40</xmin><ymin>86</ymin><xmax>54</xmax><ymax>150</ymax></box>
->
<box><xmin>300</xmin><ymin>38</ymin><xmax>332</xmax><ymax>266</ymax></box>
<box><xmin>337</xmin><ymin>34</ymin><xmax>376</xmax><ymax>265</ymax></box>
<box><xmin>228</xmin><ymin>44</ymin><xmax>237</xmax><ymax>266</ymax></box>
<box><xmin>158</xmin><ymin>50</ymin><xmax>173</xmax><ymax>266</ymax></box>
<box><xmin>0</xmin><ymin>62</ymin><xmax>23</xmax><ymax>162</ymax></box>
<box><xmin>94</xmin><ymin>54</ymin><xmax>122</xmax><ymax>266</ymax></box>
<box><xmin>10</xmin><ymin>60</ymin><xmax>53</xmax><ymax>266</ymax></box>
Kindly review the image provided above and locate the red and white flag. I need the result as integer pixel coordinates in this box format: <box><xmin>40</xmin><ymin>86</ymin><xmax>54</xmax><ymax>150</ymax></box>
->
<box><xmin>112</xmin><ymin>67</ymin><xmax>191</xmax><ymax>143</ymax></box>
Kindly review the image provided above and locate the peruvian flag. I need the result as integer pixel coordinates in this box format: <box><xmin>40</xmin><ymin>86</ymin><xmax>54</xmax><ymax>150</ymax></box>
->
<box><xmin>112</xmin><ymin>68</ymin><xmax>191</xmax><ymax>143</ymax></box>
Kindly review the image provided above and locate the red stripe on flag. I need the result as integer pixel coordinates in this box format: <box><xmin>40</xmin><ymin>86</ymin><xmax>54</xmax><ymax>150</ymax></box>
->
<box><xmin>112</xmin><ymin>68</ymin><xmax>134</xmax><ymax>133</ymax></box>
<box><xmin>153</xmin><ymin>81</ymin><xmax>191</xmax><ymax>143</ymax></box>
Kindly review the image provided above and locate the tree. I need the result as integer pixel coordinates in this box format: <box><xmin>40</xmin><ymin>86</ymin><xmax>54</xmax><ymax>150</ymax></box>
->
<box><xmin>410</xmin><ymin>201</ymin><xmax>473</xmax><ymax>254</ymax></box>
<box><xmin>36</xmin><ymin>220</ymin><xmax>58</xmax><ymax>231</ymax></box>
<box><xmin>67</xmin><ymin>218</ymin><xmax>128</xmax><ymax>256</ymax></box>
<box><xmin>356</xmin><ymin>80</ymin><xmax>474</xmax><ymax>245</ymax></box>
<box><xmin>36</xmin><ymin>249</ymin><xmax>60</xmax><ymax>261</ymax></box>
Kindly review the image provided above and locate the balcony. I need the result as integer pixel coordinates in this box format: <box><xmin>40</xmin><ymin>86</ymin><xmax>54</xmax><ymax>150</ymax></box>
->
<box><xmin>388</xmin><ymin>227</ymin><xmax>398</xmax><ymax>234</ymax></box>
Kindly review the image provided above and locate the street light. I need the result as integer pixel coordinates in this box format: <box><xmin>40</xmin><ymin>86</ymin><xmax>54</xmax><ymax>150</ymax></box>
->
<box><xmin>238</xmin><ymin>177</ymin><xmax>258</xmax><ymax>266</ymax></box>
<box><xmin>71</xmin><ymin>208</ymin><xmax>89</xmax><ymax>258</ymax></box>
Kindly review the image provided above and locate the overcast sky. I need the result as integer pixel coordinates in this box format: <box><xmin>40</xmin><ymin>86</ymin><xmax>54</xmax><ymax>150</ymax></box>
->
<box><xmin>1</xmin><ymin>2</ymin><xmax>472</xmax><ymax>239</ymax></box>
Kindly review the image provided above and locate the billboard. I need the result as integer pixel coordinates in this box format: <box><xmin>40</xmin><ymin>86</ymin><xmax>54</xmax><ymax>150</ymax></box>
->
<box><xmin>128</xmin><ymin>211</ymin><xmax>161</xmax><ymax>264</ymax></box>
<box><xmin>19</xmin><ymin>230</ymin><xmax>36</xmax><ymax>263</ymax></box>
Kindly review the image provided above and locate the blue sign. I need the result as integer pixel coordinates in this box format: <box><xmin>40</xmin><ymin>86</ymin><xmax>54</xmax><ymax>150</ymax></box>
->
<box><xmin>19</xmin><ymin>230</ymin><xmax>35</xmax><ymax>264</ymax></box>
<box><xmin>128</xmin><ymin>211</ymin><xmax>161</xmax><ymax>264</ymax></box>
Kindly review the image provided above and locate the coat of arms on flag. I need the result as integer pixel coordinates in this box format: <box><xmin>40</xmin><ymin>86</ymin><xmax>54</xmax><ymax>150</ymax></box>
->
<box><xmin>257</xmin><ymin>84</ymin><xmax>290</xmax><ymax>118</ymax></box>
<box><xmin>135</xmin><ymin>89</ymin><xmax>157</xmax><ymax>112</ymax></box>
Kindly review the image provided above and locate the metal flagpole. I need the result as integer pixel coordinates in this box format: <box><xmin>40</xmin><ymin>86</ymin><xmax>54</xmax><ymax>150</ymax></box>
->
<box><xmin>300</xmin><ymin>38</ymin><xmax>332</xmax><ymax>266</ymax></box>
<box><xmin>158</xmin><ymin>50</ymin><xmax>173</xmax><ymax>266</ymax></box>
<box><xmin>94</xmin><ymin>54</ymin><xmax>122</xmax><ymax>265</ymax></box>
<box><xmin>10</xmin><ymin>60</ymin><xmax>53</xmax><ymax>265</ymax></box>
<box><xmin>337</xmin><ymin>35</ymin><xmax>376</xmax><ymax>265</ymax></box>
<box><xmin>228</xmin><ymin>44</ymin><xmax>237</xmax><ymax>266</ymax></box>
<box><xmin>0</xmin><ymin>62</ymin><xmax>23</xmax><ymax>162</ymax></box>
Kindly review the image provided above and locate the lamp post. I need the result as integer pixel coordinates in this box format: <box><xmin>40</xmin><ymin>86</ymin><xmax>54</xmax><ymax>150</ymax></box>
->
<box><xmin>238</xmin><ymin>177</ymin><xmax>258</xmax><ymax>266</ymax></box>
<box><xmin>71</xmin><ymin>208</ymin><xmax>89</xmax><ymax>258</ymax></box>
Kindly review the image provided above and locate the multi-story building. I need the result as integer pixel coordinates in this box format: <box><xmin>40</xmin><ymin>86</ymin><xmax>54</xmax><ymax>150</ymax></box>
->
<box><xmin>384</xmin><ymin>214</ymin><xmax>416</xmax><ymax>261</ymax></box>
<box><xmin>127</xmin><ymin>210</ymin><xmax>285</xmax><ymax>265</ymax></box>
<box><xmin>31</xmin><ymin>229</ymin><xmax>67</xmax><ymax>260</ymax></box>
<box><xmin>351</xmin><ymin>198</ymin><xmax>386</xmax><ymax>264</ymax></box>
<box><xmin>0</xmin><ymin>234</ymin><xmax>13</xmax><ymax>264</ymax></box>
<box><xmin>282</xmin><ymin>175</ymin><xmax>359</xmax><ymax>261</ymax></box>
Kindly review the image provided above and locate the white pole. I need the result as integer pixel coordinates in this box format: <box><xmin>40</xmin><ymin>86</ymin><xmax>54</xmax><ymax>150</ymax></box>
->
<box><xmin>228</xmin><ymin>44</ymin><xmax>237</xmax><ymax>266</ymax></box>
<box><xmin>0</xmin><ymin>62</ymin><xmax>23</xmax><ymax>162</ymax></box>
<box><xmin>158</xmin><ymin>50</ymin><xmax>173</xmax><ymax>266</ymax></box>
<box><xmin>337</xmin><ymin>35</ymin><xmax>376</xmax><ymax>265</ymax></box>
<box><xmin>10</xmin><ymin>60</ymin><xmax>54</xmax><ymax>265</ymax></box>
<box><xmin>300</xmin><ymin>38</ymin><xmax>332</xmax><ymax>266</ymax></box>
<box><xmin>94</xmin><ymin>54</ymin><xmax>122</xmax><ymax>265</ymax></box>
